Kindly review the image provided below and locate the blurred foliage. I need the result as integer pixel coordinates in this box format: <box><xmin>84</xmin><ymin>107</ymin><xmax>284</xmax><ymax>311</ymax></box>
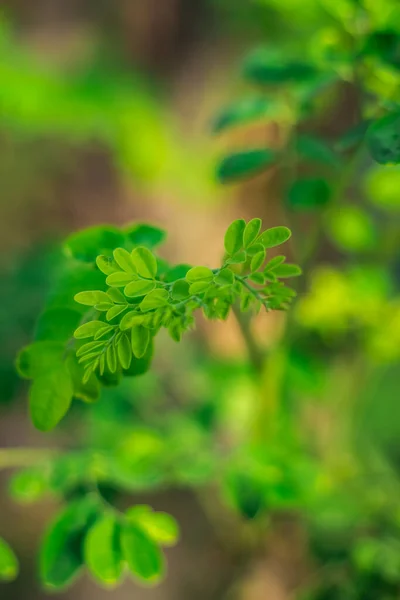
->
<box><xmin>1</xmin><ymin>0</ymin><xmax>400</xmax><ymax>598</ymax></box>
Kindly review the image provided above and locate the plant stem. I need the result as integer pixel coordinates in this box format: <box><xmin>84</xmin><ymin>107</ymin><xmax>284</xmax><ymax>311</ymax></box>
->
<box><xmin>0</xmin><ymin>448</ymin><xmax>57</xmax><ymax>470</ymax></box>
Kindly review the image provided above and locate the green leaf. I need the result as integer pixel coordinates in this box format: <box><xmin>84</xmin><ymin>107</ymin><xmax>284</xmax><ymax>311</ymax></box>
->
<box><xmin>224</xmin><ymin>219</ymin><xmax>246</xmax><ymax>255</ymax></box>
<box><xmin>106</xmin><ymin>272</ymin><xmax>136</xmax><ymax>287</ymax></box>
<box><xmin>217</xmin><ymin>149</ymin><xmax>276</xmax><ymax>184</ymax></box>
<box><xmin>244</xmin><ymin>48</ymin><xmax>317</xmax><ymax>85</ymax></box>
<box><xmin>124</xmin><ymin>280</ymin><xmax>156</xmax><ymax>298</ymax></box>
<box><xmin>74</xmin><ymin>321</ymin><xmax>106</xmax><ymax>340</ymax></box>
<box><xmin>212</xmin><ymin>97</ymin><xmax>277</xmax><ymax>133</ymax></box>
<box><xmin>243</xmin><ymin>218</ymin><xmax>262</xmax><ymax>247</ymax></box>
<box><xmin>64</xmin><ymin>226</ymin><xmax>125</xmax><ymax>263</ymax></box>
<box><xmin>171</xmin><ymin>279</ymin><xmax>190</xmax><ymax>300</ymax></box>
<box><xmin>113</xmin><ymin>248</ymin><xmax>138</xmax><ymax>274</ymax></box>
<box><xmin>271</xmin><ymin>264</ymin><xmax>302</xmax><ymax>278</ymax></box>
<box><xmin>257</xmin><ymin>226</ymin><xmax>291</xmax><ymax>248</ymax></box>
<box><xmin>107</xmin><ymin>288</ymin><xmax>127</xmax><ymax>304</ymax></box>
<box><xmin>29</xmin><ymin>366</ymin><xmax>73</xmax><ymax>431</ymax></box>
<box><xmin>35</xmin><ymin>308</ymin><xmax>82</xmax><ymax>343</ymax></box>
<box><xmin>126</xmin><ymin>506</ymin><xmax>179</xmax><ymax>547</ymax></box>
<box><xmin>249</xmin><ymin>272</ymin><xmax>265</xmax><ymax>284</ymax></box>
<box><xmin>125</xmin><ymin>223</ymin><xmax>166</xmax><ymax>249</ymax></box>
<box><xmin>335</xmin><ymin>120</ymin><xmax>370</xmax><ymax>152</ymax></box>
<box><xmin>120</xmin><ymin>311</ymin><xmax>145</xmax><ymax>330</ymax></box>
<box><xmin>131</xmin><ymin>326</ymin><xmax>151</xmax><ymax>358</ymax></box>
<box><xmin>16</xmin><ymin>341</ymin><xmax>64</xmax><ymax>379</ymax></box>
<box><xmin>131</xmin><ymin>247</ymin><xmax>158</xmax><ymax>279</ymax></box>
<box><xmin>94</xmin><ymin>325</ymin><xmax>115</xmax><ymax>340</ymax></box>
<box><xmin>96</xmin><ymin>255</ymin><xmax>119</xmax><ymax>276</ymax></box>
<box><xmin>140</xmin><ymin>289</ymin><xmax>169</xmax><ymax>312</ymax></box>
<box><xmin>226</xmin><ymin>250</ymin><xmax>247</xmax><ymax>264</ymax></box>
<box><xmin>9</xmin><ymin>468</ymin><xmax>49</xmax><ymax>504</ymax></box>
<box><xmin>185</xmin><ymin>266</ymin><xmax>214</xmax><ymax>283</ymax></box>
<box><xmin>74</xmin><ymin>291</ymin><xmax>111</xmax><ymax>306</ymax></box>
<box><xmin>117</xmin><ymin>334</ymin><xmax>132</xmax><ymax>370</ymax></box>
<box><xmin>106</xmin><ymin>305</ymin><xmax>128</xmax><ymax>321</ymax></box>
<box><xmin>123</xmin><ymin>341</ymin><xmax>154</xmax><ymax>377</ymax></box>
<box><xmin>265</xmin><ymin>256</ymin><xmax>285</xmax><ymax>270</ymax></box>
<box><xmin>84</xmin><ymin>515</ymin><xmax>123</xmax><ymax>588</ymax></box>
<box><xmin>66</xmin><ymin>354</ymin><xmax>101</xmax><ymax>404</ymax></box>
<box><xmin>0</xmin><ymin>537</ymin><xmax>18</xmax><ymax>581</ymax></box>
<box><xmin>287</xmin><ymin>178</ymin><xmax>331</xmax><ymax>211</ymax></box>
<box><xmin>367</xmin><ymin>112</ymin><xmax>400</xmax><ymax>164</ymax></box>
<box><xmin>365</xmin><ymin>165</ymin><xmax>400</xmax><ymax>212</ymax></box>
<box><xmin>40</xmin><ymin>497</ymin><xmax>98</xmax><ymax>590</ymax></box>
<box><xmin>95</xmin><ymin>302</ymin><xmax>113</xmax><ymax>312</ymax></box>
<box><xmin>251</xmin><ymin>250</ymin><xmax>266</xmax><ymax>272</ymax></box>
<box><xmin>106</xmin><ymin>343</ymin><xmax>117</xmax><ymax>374</ymax></box>
<box><xmin>246</xmin><ymin>243</ymin><xmax>264</xmax><ymax>256</ymax></box>
<box><xmin>120</xmin><ymin>522</ymin><xmax>164</xmax><ymax>583</ymax></box>
<box><xmin>296</xmin><ymin>135</ymin><xmax>340</xmax><ymax>167</ymax></box>
<box><xmin>214</xmin><ymin>269</ymin><xmax>234</xmax><ymax>286</ymax></box>
<box><xmin>189</xmin><ymin>281</ymin><xmax>211</xmax><ymax>295</ymax></box>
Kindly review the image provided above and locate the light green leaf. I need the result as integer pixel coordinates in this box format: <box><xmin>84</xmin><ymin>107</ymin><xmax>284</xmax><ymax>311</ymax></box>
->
<box><xmin>265</xmin><ymin>256</ymin><xmax>285</xmax><ymax>270</ymax></box>
<box><xmin>94</xmin><ymin>325</ymin><xmax>115</xmax><ymax>340</ymax></box>
<box><xmin>189</xmin><ymin>281</ymin><xmax>211</xmax><ymax>294</ymax></box>
<box><xmin>106</xmin><ymin>272</ymin><xmax>136</xmax><ymax>287</ymax></box>
<box><xmin>171</xmin><ymin>279</ymin><xmax>190</xmax><ymax>300</ymax></box>
<box><xmin>243</xmin><ymin>218</ymin><xmax>262</xmax><ymax>247</ymax></box>
<box><xmin>84</xmin><ymin>515</ymin><xmax>123</xmax><ymax>588</ymax></box>
<box><xmin>106</xmin><ymin>304</ymin><xmax>128</xmax><ymax>321</ymax></box>
<box><xmin>74</xmin><ymin>291</ymin><xmax>111</xmax><ymax>306</ymax></box>
<box><xmin>126</xmin><ymin>506</ymin><xmax>179</xmax><ymax>547</ymax></box>
<box><xmin>96</xmin><ymin>255</ymin><xmax>119</xmax><ymax>276</ymax></box>
<box><xmin>131</xmin><ymin>326</ymin><xmax>151</xmax><ymax>358</ymax></box>
<box><xmin>224</xmin><ymin>219</ymin><xmax>246</xmax><ymax>255</ymax></box>
<box><xmin>76</xmin><ymin>341</ymin><xmax>106</xmax><ymax>358</ymax></box>
<box><xmin>140</xmin><ymin>289</ymin><xmax>169</xmax><ymax>312</ymax></box>
<box><xmin>185</xmin><ymin>266</ymin><xmax>214</xmax><ymax>283</ymax></box>
<box><xmin>257</xmin><ymin>226</ymin><xmax>291</xmax><ymax>248</ymax></box>
<box><xmin>251</xmin><ymin>250</ymin><xmax>266</xmax><ymax>272</ymax></box>
<box><xmin>106</xmin><ymin>343</ymin><xmax>117</xmax><ymax>374</ymax></box>
<box><xmin>131</xmin><ymin>247</ymin><xmax>158</xmax><ymax>279</ymax></box>
<box><xmin>0</xmin><ymin>537</ymin><xmax>18</xmax><ymax>581</ymax></box>
<box><xmin>217</xmin><ymin>150</ymin><xmax>276</xmax><ymax>184</ymax></box>
<box><xmin>120</xmin><ymin>311</ymin><xmax>145</xmax><ymax>330</ymax></box>
<box><xmin>16</xmin><ymin>342</ymin><xmax>64</xmax><ymax>379</ymax></box>
<box><xmin>74</xmin><ymin>321</ymin><xmax>106</xmax><ymax>340</ymax></box>
<box><xmin>95</xmin><ymin>302</ymin><xmax>113</xmax><ymax>312</ymax></box>
<box><xmin>214</xmin><ymin>269</ymin><xmax>234</xmax><ymax>286</ymax></box>
<box><xmin>125</xmin><ymin>223</ymin><xmax>166</xmax><ymax>249</ymax></box>
<box><xmin>113</xmin><ymin>248</ymin><xmax>138</xmax><ymax>274</ymax></box>
<box><xmin>249</xmin><ymin>272</ymin><xmax>265</xmax><ymax>284</ymax></box>
<box><xmin>9</xmin><ymin>469</ymin><xmax>49</xmax><ymax>504</ymax></box>
<box><xmin>120</xmin><ymin>522</ymin><xmax>164</xmax><ymax>583</ymax></box>
<box><xmin>124</xmin><ymin>280</ymin><xmax>156</xmax><ymax>298</ymax></box>
<box><xmin>271</xmin><ymin>264</ymin><xmax>302</xmax><ymax>278</ymax></box>
<box><xmin>107</xmin><ymin>288</ymin><xmax>127</xmax><ymax>304</ymax></box>
<box><xmin>226</xmin><ymin>250</ymin><xmax>247</xmax><ymax>264</ymax></box>
<box><xmin>29</xmin><ymin>366</ymin><xmax>73</xmax><ymax>431</ymax></box>
<box><xmin>117</xmin><ymin>334</ymin><xmax>132</xmax><ymax>370</ymax></box>
<box><xmin>326</xmin><ymin>206</ymin><xmax>378</xmax><ymax>252</ymax></box>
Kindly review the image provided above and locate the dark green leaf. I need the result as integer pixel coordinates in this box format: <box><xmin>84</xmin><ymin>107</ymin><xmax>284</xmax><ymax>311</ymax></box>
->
<box><xmin>244</xmin><ymin>48</ymin><xmax>317</xmax><ymax>84</ymax></box>
<box><xmin>125</xmin><ymin>223</ymin><xmax>166</xmax><ymax>249</ymax></box>
<box><xmin>212</xmin><ymin>97</ymin><xmax>277</xmax><ymax>133</ymax></box>
<box><xmin>35</xmin><ymin>308</ymin><xmax>82</xmax><ymax>343</ymax></box>
<box><xmin>287</xmin><ymin>178</ymin><xmax>331</xmax><ymax>211</ymax></box>
<box><xmin>64</xmin><ymin>226</ymin><xmax>125</xmax><ymax>263</ymax></box>
<box><xmin>29</xmin><ymin>366</ymin><xmax>73</xmax><ymax>431</ymax></box>
<box><xmin>217</xmin><ymin>149</ymin><xmax>276</xmax><ymax>184</ymax></box>
<box><xmin>367</xmin><ymin>112</ymin><xmax>400</xmax><ymax>164</ymax></box>
<box><xmin>296</xmin><ymin>135</ymin><xmax>340</xmax><ymax>167</ymax></box>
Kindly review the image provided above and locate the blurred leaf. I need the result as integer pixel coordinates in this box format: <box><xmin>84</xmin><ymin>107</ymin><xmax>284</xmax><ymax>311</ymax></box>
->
<box><xmin>335</xmin><ymin>120</ymin><xmax>371</xmax><ymax>152</ymax></box>
<box><xmin>212</xmin><ymin>97</ymin><xmax>278</xmax><ymax>133</ymax></box>
<box><xmin>216</xmin><ymin>149</ymin><xmax>276</xmax><ymax>183</ymax></box>
<box><xmin>16</xmin><ymin>341</ymin><xmax>64</xmax><ymax>379</ymax></box>
<box><xmin>126</xmin><ymin>505</ymin><xmax>179</xmax><ymax>547</ymax></box>
<box><xmin>0</xmin><ymin>538</ymin><xmax>18</xmax><ymax>582</ymax></box>
<box><xmin>364</xmin><ymin>165</ymin><xmax>400</xmax><ymax>211</ymax></box>
<box><xmin>326</xmin><ymin>206</ymin><xmax>378</xmax><ymax>252</ymax></box>
<box><xmin>367</xmin><ymin>111</ymin><xmax>400</xmax><ymax>164</ymax></box>
<box><xmin>84</xmin><ymin>515</ymin><xmax>123</xmax><ymax>588</ymax></box>
<box><xmin>287</xmin><ymin>177</ymin><xmax>331</xmax><ymax>210</ymax></box>
<box><xmin>29</xmin><ymin>365</ymin><xmax>73</xmax><ymax>431</ymax></box>
<box><xmin>35</xmin><ymin>308</ymin><xmax>82</xmax><ymax>342</ymax></box>
<box><xmin>120</xmin><ymin>522</ymin><xmax>164</xmax><ymax>583</ymax></box>
<box><xmin>124</xmin><ymin>224</ymin><xmax>166</xmax><ymax>249</ymax></box>
<box><xmin>296</xmin><ymin>135</ymin><xmax>340</xmax><ymax>167</ymax></box>
<box><xmin>243</xmin><ymin>48</ymin><xmax>317</xmax><ymax>84</ymax></box>
<box><xmin>64</xmin><ymin>227</ymin><xmax>125</xmax><ymax>263</ymax></box>
<box><xmin>9</xmin><ymin>468</ymin><xmax>49</xmax><ymax>504</ymax></box>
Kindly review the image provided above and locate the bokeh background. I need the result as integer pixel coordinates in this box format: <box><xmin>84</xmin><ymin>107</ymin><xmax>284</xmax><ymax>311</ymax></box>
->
<box><xmin>1</xmin><ymin>1</ymin><xmax>400</xmax><ymax>599</ymax></box>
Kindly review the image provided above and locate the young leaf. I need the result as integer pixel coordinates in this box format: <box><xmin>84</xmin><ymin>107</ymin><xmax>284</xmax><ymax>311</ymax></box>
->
<box><xmin>29</xmin><ymin>366</ymin><xmax>73</xmax><ymax>431</ymax></box>
<box><xmin>106</xmin><ymin>272</ymin><xmax>136</xmax><ymax>287</ymax></box>
<box><xmin>243</xmin><ymin>218</ymin><xmax>262</xmax><ymax>247</ymax></box>
<box><xmin>107</xmin><ymin>288</ymin><xmax>127</xmax><ymax>304</ymax></box>
<box><xmin>189</xmin><ymin>281</ymin><xmax>210</xmax><ymax>295</ymax></box>
<box><xmin>117</xmin><ymin>334</ymin><xmax>132</xmax><ymax>370</ymax></box>
<box><xmin>224</xmin><ymin>219</ymin><xmax>246</xmax><ymax>255</ymax></box>
<box><xmin>74</xmin><ymin>321</ymin><xmax>106</xmax><ymax>340</ymax></box>
<box><xmin>106</xmin><ymin>305</ymin><xmax>128</xmax><ymax>321</ymax></box>
<box><xmin>131</xmin><ymin>247</ymin><xmax>158</xmax><ymax>279</ymax></box>
<box><xmin>94</xmin><ymin>325</ymin><xmax>115</xmax><ymax>340</ymax></box>
<box><xmin>214</xmin><ymin>269</ymin><xmax>234</xmax><ymax>286</ymax></box>
<box><xmin>226</xmin><ymin>251</ymin><xmax>247</xmax><ymax>264</ymax></box>
<box><xmin>217</xmin><ymin>149</ymin><xmax>276</xmax><ymax>184</ymax></box>
<box><xmin>171</xmin><ymin>279</ymin><xmax>190</xmax><ymax>300</ymax></box>
<box><xmin>249</xmin><ymin>272</ymin><xmax>265</xmax><ymax>284</ymax></box>
<box><xmin>96</xmin><ymin>255</ymin><xmax>119</xmax><ymax>276</ymax></box>
<box><xmin>271</xmin><ymin>264</ymin><xmax>302</xmax><ymax>278</ymax></box>
<box><xmin>74</xmin><ymin>291</ymin><xmax>111</xmax><ymax>306</ymax></box>
<box><xmin>250</xmin><ymin>250</ymin><xmax>266</xmax><ymax>272</ymax></box>
<box><xmin>131</xmin><ymin>326</ymin><xmax>151</xmax><ymax>358</ymax></box>
<box><xmin>120</xmin><ymin>311</ymin><xmax>145</xmax><ymax>330</ymax></box>
<box><xmin>113</xmin><ymin>248</ymin><xmax>138</xmax><ymax>274</ymax></box>
<box><xmin>106</xmin><ymin>343</ymin><xmax>117</xmax><ymax>374</ymax></box>
<box><xmin>265</xmin><ymin>255</ymin><xmax>286</xmax><ymax>270</ymax></box>
<box><xmin>0</xmin><ymin>538</ymin><xmax>19</xmax><ymax>581</ymax></box>
<box><xmin>76</xmin><ymin>341</ymin><xmax>106</xmax><ymax>358</ymax></box>
<box><xmin>124</xmin><ymin>280</ymin><xmax>156</xmax><ymax>298</ymax></box>
<box><xmin>185</xmin><ymin>266</ymin><xmax>214</xmax><ymax>283</ymax></box>
<box><xmin>95</xmin><ymin>302</ymin><xmax>113</xmax><ymax>312</ymax></box>
<box><xmin>84</xmin><ymin>515</ymin><xmax>123</xmax><ymax>588</ymax></box>
<box><xmin>140</xmin><ymin>289</ymin><xmax>169</xmax><ymax>312</ymax></box>
<box><xmin>120</xmin><ymin>522</ymin><xmax>164</xmax><ymax>583</ymax></box>
<box><xmin>257</xmin><ymin>226</ymin><xmax>291</xmax><ymax>248</ymax></box>
<box><xmin>126</xmin><ymin>506</ymin><xmax>179</xmax><ymax>547</ymax></box>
